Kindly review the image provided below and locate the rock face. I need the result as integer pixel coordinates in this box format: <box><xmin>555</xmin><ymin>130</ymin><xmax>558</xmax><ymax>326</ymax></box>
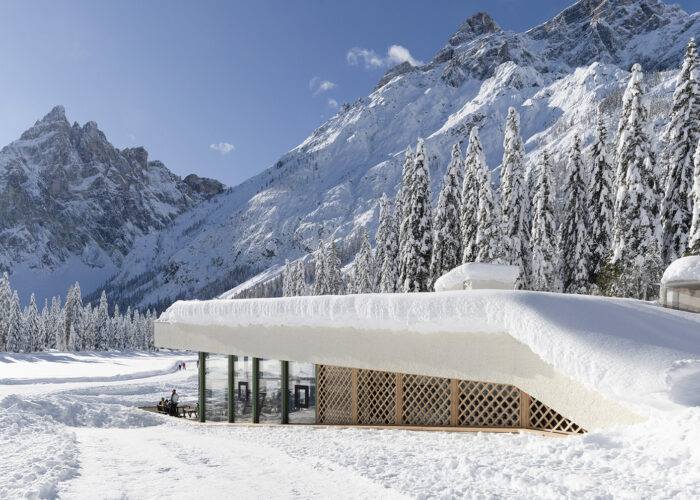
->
<box><xmin>90</xmin><ymin>0</ymin><xmax>700</xmax><ymax>308</ymax></box>
<box><xmin>0</xmin><ymin>105</ymin><xmax>223</xmax><ymax>301</ymax></box>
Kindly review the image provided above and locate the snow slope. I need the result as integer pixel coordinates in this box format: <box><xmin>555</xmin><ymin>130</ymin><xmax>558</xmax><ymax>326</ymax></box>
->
<box><xmin>99</xmin><ymin>0</ymin><xmax>700</xmax><ymax>309</ymax></box>
<box><xmin>1</xmin><ymin>351</ymin><xmax>699</xmax><ymax>498</ymax></box>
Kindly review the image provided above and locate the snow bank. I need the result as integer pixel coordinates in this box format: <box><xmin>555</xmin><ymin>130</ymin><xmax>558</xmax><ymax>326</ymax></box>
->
<box><xmin>434</xmin><ymin>262</ymin><xmax>519</xmax><ymax>291</ymax></box>
<box><xmin>159</xmin><ymin>291</ymin><xmax>700</xmax><ymax>419</ymax></box>
<box><xmin>661</xmin><ymin>255</ymin><xmax>700</xmax><ymax>284</ymax></box>
<box><xmin>2</xmin><ymin>351</ymin><xmax>699</xmax><ymax>497</ymax></box>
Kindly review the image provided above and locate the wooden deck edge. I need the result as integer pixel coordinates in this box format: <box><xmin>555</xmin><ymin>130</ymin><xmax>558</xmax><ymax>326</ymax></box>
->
<box><xmin>138</xmin><ymin>407</ymin><xmax>574</xmax><ymax>438</ymax></box>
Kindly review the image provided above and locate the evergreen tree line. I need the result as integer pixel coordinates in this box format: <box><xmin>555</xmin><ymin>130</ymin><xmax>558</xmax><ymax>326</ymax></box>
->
<box><xmin>0</xmin><ymin>274</ymin><xmax>155</xmax><ymax>353</ymax></box>
<box><xmin>283</xmin><ymin>39</ymin><xmax>700</xmax><ymax>299</ymax></box>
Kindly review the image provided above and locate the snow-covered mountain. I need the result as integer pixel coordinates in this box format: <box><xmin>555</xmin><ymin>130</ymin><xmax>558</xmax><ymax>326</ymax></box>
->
<box><xmin>99</xmin><ymin>0</ymin><xmax>700</xmax><ymax>309</ymax></box>
<box><xmin>0</xmin><ymin>106</ymin><xmax>224</xmax><ymax>302</ymax></box>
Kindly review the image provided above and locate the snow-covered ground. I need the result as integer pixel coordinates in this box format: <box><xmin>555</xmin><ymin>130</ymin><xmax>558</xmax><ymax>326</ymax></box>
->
<box><xmin>2</xmin><ymin>351</ymin><xmax>699</xmax><ymax>499</ymax></box>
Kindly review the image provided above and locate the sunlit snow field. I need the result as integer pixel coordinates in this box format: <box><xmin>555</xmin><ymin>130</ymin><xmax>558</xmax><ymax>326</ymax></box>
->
<box><xmin>1</xmin><ymin>351</ymin><xmax>699</xmax><ymax>499</ymax></box>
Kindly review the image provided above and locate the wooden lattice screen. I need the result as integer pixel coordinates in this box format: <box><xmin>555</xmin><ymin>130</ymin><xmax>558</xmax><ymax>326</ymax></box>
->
<box><xmin>317</xmin><ymin>365</ymin><xmax>585</xmax><ymax>434</ymax></box>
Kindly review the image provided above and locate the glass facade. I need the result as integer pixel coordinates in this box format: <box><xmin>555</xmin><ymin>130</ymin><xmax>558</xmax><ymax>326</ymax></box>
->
<box><xmin>258</xmin><ymin>359</ymin><xmax>283</xmax><ymax>423</ymax></box>
<box><xmin>199</xmin><ymin>353</ymin><xmax>317</xmax><ymax>425</ymax></box>
<box><xmin>288</xmin><ymin>361</ymin><xmax>316</xmax><ymax>424</ymax></box>
<box><xmin>234</xmin><ymin>355</ymin><xmax>254</xmax><ymax>423</ymax></box>
<box><xmin>204</xmin><ymin>354</ymin><xmax>228</xmax><ymax>422</ymax></box>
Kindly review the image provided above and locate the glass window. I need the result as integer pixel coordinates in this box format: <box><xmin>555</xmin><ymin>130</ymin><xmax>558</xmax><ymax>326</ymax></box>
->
<box><xmin>289</xmin><ymin>362</ymin><xmax>316</xmax><ymax>424</ymax></box>
<box><xmin>234</xmin><ymin>356</ymin><xmax>254</xmax><ymax>423</ymax></box>
<box><xmin>258</xmin><ymin>359</ymin><xmax>283</xmax><ymax>423</ymax></box>
<box><xmin>204</xmin><ymin>354</ymin><xmax>228</xmax><ymax>422</ymax></box>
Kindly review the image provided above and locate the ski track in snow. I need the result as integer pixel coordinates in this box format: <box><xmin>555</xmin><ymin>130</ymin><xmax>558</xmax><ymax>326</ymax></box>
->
<box><xmin>0</xmin><ymin>352</ymin><xmax>698</xmax><ymax>499</ymax></box>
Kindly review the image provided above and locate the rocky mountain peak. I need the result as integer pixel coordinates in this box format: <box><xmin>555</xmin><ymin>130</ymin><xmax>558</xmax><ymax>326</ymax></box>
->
<box><xmin>0</xmin><ymin>105</ymin><xmax>225</xmax><ymax>301</ymax></box>
<box><xmin>39</xmin><ymin>105</ymin><xmax>68</xmax><ymax>124</ymax></box>
<box><xmin>448</xmin><ymin>12</ymin><xmax>501</xmax><ymax>46</ymax></box>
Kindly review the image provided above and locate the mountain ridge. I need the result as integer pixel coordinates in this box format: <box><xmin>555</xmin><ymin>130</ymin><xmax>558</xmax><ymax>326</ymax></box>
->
<box><xmin>0</xmin><ymin>105</ymin><xmax>225</xmax><ymax>303</ymax></box>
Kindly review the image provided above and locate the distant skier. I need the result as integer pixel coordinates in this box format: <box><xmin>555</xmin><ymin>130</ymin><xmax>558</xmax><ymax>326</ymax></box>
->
<box><xmin>170</xmin><ymin>389</ymin><xmax>179</xmax><ymax>416</ymax></box>
<box><xmin>182</xmin><ymin>361</ymin><xmax>186</xmax><ymax>370</ymax></box>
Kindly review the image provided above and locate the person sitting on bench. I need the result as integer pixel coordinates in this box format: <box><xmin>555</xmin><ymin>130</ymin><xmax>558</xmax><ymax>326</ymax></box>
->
<box><xmin>170</xmin><ymin>389</ymin><xmax>179</xmax><ymax>416</ymax></box>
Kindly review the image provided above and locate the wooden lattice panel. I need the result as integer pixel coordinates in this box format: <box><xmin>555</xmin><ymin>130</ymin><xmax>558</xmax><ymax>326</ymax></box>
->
<box><xmin>401</xmin><ymin>374</ymin><xmax>452</xmax><ymax>426</ymax></box>
<box><xmin>529</xmin><ymin>397</ymin><xmax>585</xmax><ymax>434</ymax></box>
<box><xmin>458</xmin><ymin>381</ymin><xmax>521</xmax><ymax>427</ymax></box>
<box><xmin>316</xmin><ymin>364</ymin><xmax>585</xmax><ymax>434</ymax></box>
<box><xmin>317</xmin><ymin>365</ymin><xmax>353</xmax><ymax>424</ymax></box>
<box><xmin>357</xmin><ymin>369</ymin><xmax>397</xmax><ymax>425</ymax></box>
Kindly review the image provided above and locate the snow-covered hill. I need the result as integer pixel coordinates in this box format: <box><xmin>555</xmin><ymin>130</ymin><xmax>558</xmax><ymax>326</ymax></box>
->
<box><xmin>0</xmin><ymin>106</ymin><xmax>224</xmax><ymax>303</ymax></box>
<box><xmin>100</xmin><ymin>0</ymin><xmax>700</xmax><ymax>309</ymax></box>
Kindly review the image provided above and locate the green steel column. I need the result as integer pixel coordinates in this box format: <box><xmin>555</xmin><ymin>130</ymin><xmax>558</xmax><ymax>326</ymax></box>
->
<box><xmin>198</xmin><ymin>352</ymin><xmax>206</xmax><ymax>423</ymax></box>
<box><xmin>252</xmin><ymin>357</ymin><xmax>260</xmax><ymax>423</ymax></box>
<box><xmin>228</xmin><ymin>355</ymin><xmax>235</xmax><ymax>423</ymax></box>
<box><xmin>281</xmin><ymin>360</ymin><xmax>289</xmax><ymax>424</ymax></box>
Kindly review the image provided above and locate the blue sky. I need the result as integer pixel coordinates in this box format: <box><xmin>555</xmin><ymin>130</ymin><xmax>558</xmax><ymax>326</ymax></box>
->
<box><xmin>0</xmin><ymin>0</ymin><xmax>698</xmax><ymax>187</ymax></box>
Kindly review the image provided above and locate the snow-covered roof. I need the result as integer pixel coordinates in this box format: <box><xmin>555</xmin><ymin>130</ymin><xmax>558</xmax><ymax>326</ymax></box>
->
<box><xmin>434</xmin><ymin>263</ymin><xmax>519</xmax><ymax>291</ymax></box>
<box><xmin>157</xmin><ymin>290</ymin><xmax>700</xmax><ymax>431</ymax></box>
<box><xmin>661</xmin><ymin>256</ymin><xmax>700</xmax><ymax>284</ymax></box>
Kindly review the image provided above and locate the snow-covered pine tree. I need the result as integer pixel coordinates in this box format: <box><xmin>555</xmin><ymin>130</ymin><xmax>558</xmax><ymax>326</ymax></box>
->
<box><xmin>111</xmin><ymin>303</ymin><xmax>122</xmax><ymax>350</ymax></box>
<box><xmin>124</xmin><ymin>306</ymin><xmax>133</xmax><ymax>349</ymax></box>
<box><xmin>133</xmin><ymin>309</ymin><xmax>143</xmax><ymax>349</ymax></box>
<box><xmin>293</xmin><ymin>261</ymin><xmax>306</xmax><ymax>296</ymax></box>
<box><xmin>587</xmin><ymin>117</ymin><xmax>615</xmax><ymax>287</ymax></box>
<box><xmin>688</xmin><ymin>138</ymin><xmax>700</xmax><ymax>255</ymax></box>
<box><xmin>96</xmin><ymin>291</ymin><xmax>110</xmax><ymax>350</ymax></box>
<box><xmin>400</xmin><ymin>138</ymin><xmax>433</xmax><ymax>292</ymax></box>
<box><xmin>282</xmin><ymin>259</ymin><xmax>293</xmax><ymax>297</ymax></box>
<box><xmin>64</xmin><ymin>283</ymin><xmax>80</xmax><ymax>350</ymax></box>
<box><xmin>26</xmin><ymin>293</ymin><xmax>41</xmax><ymax>352</ymax></box>
<box><xmin>146</xmin><ymin>310</ymin><xmax>156</xmax><ymax>350</ymax></box>
<box><xmin>66</xmin><ymin>282</ymin><xmax>86</xmax><ymax>350</ymax></box>
<box><xmin>313</xmin><ymin>242</ymin><xmax>327</xmax><ymax>295</ymax></box>
<box><xmin>475</xmin><ymin>151</ymin><xmax>503</xmax><ymax>263</ymax></box>
<box><xmin>610</xmin><ymin>64</ymin><xmax>663</xmax><ymax>299</ymax></box>
<box><xmin>0</xmin><ymin>272</ymin><xmax>10</xmax><ymax>349</ymax></box>
<box><xmin>558</xmin><ymin>136</ymin><xmax>591</xmax><ymax>294</ymax></box>
<box><xmin>499</xmin><ymin>107</ymin><xmax>531</xmax><ymax>288</ymax></box>
<box><xmin>7</xmin><ymin>291</ymin><xmax>23</xmax><ymax>352</ymax></box>
<box><xmin>325</xmin><ymin>240</ymin><xmax>343</xmax><ymax>295</ymax></box>
<box><xmin>40</xmin><ymin>298</ymin><xmax>49</xmax><ymax>349</ymax></box>
<box><xmin>660</xmin><ymin>38</ymin><xmax>700</xmax><ymax>263</ymax></box>
<box><xmin>530</xmin><ymin>150</ymin><xmax>558</xmax><ymax>291</ymax></box>
<box><xmin>377</xmin><ymin>195</ymin><xmax>400</xmax><ymax>293</ymax></box>
<box><xmin>47</xmin><ymin>296</ymin><xmax>61</xmax><ymax>350</ymax></box>
<box><xmin>461</xmin><ymin>129</ymin><xmax>484</xmax><ymax>263</ymax></box>
<box><xmin>431</xmin><ymin>142</ymin><xmax>464</xmax><ymax>286</ymax></box>
<box><xmin>375</xmin><ymin>193</ymin><xmax>398</xmax><ymax>292</ymax></box>
<box><xmin>397</xmin><ymin>146</ymin><xmax>415</xmax><ymax>286</ymax></box>
<box><xmin>352</xmin><ymin>229</ymin><xmax>375</xmax><ymax>294</ymax></box>
<box><xmin>83</xmin><ymin>303</ymin><xmax>96</xmax><ymax>351</ymax></box>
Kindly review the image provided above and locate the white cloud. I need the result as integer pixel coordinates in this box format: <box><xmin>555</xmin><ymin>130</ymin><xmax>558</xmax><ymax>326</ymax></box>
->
<box><xmin>346</xmin><ymin>44</ymin><xmax>422</xmax><ymax>70</ymax></box>
<box><xmin>327</xmin><ymin>98</ymin><xmax>339</xmax><ymax>109</ymax></box>
<box><xmin>210</xmin><ymin>142</ymin><xmax>235</xmax><ymax>155</ymax></box>
<box><xmin>387</xmin><ymin>45</ymin><xmax>422</xmax><ymax>67</ymax></box>
<box><xmin>309</xmin><ymin>76</ymin><xmax>337</xmax><ymax>95</ymax></box>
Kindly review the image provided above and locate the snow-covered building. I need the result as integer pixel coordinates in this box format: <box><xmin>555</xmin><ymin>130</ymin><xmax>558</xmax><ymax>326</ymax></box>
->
<box><xmin>434</xmin><ymin>263</ymin><xmax>519</xmax><ymax>291</ymax></box>
<box><xmin>659</xmin><ymin>256</ymin><xmax>700</xmax><ymax>313</ymax></box>
<box><xmin>155</xmin><ymin>289</ymin><xmax>700</xmax><ymax>436</ymax></box>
